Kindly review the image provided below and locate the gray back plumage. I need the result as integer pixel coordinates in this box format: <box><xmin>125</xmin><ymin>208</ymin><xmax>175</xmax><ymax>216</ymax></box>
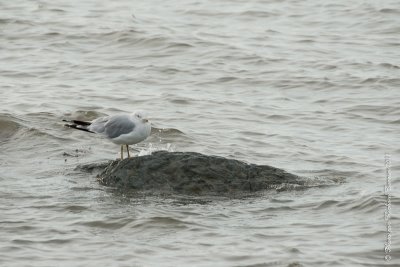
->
<box><xmin>104</xmin><ymin>115</ymin><xmax>135</xmax><ymax>139</ymax></box>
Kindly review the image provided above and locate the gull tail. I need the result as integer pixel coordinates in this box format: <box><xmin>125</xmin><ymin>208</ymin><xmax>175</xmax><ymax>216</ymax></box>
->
<box><xmin>63</xmin><ymin>119</ymin><xmax>94</xmax><ymax>133</ymax></box>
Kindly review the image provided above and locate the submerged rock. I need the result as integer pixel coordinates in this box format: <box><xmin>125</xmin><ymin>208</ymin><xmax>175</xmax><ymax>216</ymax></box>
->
<box><xmin>96</xmin><ymin>151</ymin><xmax>305</xmax><ymax>196</ymax></box>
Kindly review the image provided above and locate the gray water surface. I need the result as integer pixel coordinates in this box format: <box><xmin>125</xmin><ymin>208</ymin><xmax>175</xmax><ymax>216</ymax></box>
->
<box><xmin>1</xmin><ymin>0</ymin><xmax>399</xmax><ymax>266</ymax></box>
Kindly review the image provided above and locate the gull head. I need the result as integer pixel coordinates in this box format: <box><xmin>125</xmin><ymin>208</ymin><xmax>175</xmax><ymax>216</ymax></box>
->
<box><xmin>133</xmin><ymin>110</ymin><xmax>150</xmax><ymax>124</ymax></box>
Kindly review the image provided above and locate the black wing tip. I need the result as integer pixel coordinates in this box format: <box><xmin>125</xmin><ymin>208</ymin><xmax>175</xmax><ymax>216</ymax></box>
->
<box><xmin>64</xmin><ymin>124</ymin><xmax>94</xmax><ymax>133</ymax></box>
<box><xmin>62</xmin><ymin>119</ymin><xmax>91</xmax><ymax>126</ymax></box>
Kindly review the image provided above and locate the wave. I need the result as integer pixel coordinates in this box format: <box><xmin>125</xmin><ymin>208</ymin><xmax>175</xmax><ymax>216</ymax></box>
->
<box><xmin>0</xmin><ymin>114</ymin><xmax>21</xmax><ymax>142</ymax></box>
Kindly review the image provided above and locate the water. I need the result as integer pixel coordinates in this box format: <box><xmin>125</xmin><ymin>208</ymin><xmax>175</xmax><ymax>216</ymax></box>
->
<box><xmin>1</xmin><ymin>0</ymin><xmax>399</xmax><ymax>266</ymax></box>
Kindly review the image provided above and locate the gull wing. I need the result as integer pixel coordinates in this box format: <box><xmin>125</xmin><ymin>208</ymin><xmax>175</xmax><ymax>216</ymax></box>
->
<box><xmin>103</xmin><ymin>114</ymin><xmax>136</xmax><ymax>139</ymax></box>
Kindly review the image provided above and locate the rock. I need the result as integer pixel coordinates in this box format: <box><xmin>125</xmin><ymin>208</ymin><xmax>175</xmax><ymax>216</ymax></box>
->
<box><xmin>75</xmin><ymin>161</ymin><xmax>112</xmax><ymax>174</ymax></box>
<box><xmin>96</xmin><ymin>151</ymin><xmax>305</xmax><ymax>196</ymax></box>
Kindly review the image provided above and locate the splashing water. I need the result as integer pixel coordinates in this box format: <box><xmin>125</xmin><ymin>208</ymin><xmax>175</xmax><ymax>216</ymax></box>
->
<box><xmin>137</xmin><ymin>142</ymin><xmax>175</xmax><ymax>156</ymax></box>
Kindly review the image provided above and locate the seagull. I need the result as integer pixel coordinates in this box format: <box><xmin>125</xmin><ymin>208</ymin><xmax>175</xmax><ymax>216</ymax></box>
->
<box><xmin>63</xmin><ymin>111</ymin><xmax>151</xmax><ymax>159</ymax></box>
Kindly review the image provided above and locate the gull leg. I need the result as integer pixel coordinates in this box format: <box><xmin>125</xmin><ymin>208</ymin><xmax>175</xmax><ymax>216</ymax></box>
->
<box><xmin>126</xmin><ymin>145</ymin><xmax>131</xmax><ymax>158</ymax></box>
<box><xmin>120</xmin><ymin>145</ymin><xmax>124</xmax><ymax>160</ymax></box>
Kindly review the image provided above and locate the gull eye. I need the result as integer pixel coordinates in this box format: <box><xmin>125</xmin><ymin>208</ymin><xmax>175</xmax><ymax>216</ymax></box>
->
<box><xmin>136</xmin><ymin>114</ymin><xmax>142</xmax><ymax>118</ymax></box>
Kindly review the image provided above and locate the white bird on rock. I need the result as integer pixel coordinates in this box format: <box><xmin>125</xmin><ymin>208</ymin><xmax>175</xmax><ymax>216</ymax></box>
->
<box><xmin>64</xmin><ymin>111</ymin><xmax>151</xmax><ymax>159</ymax></box>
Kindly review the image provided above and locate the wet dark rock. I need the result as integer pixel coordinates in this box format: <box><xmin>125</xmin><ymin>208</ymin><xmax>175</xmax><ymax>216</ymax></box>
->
<box><xmin>96</xmin><ymin>151</ymin><xmax>305</xmax><ymax>196</ymax></box>
<box><xmin>76</xmin><ymin>161</ymin><xmax>112</xmax><ymax>174</ymax></box>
